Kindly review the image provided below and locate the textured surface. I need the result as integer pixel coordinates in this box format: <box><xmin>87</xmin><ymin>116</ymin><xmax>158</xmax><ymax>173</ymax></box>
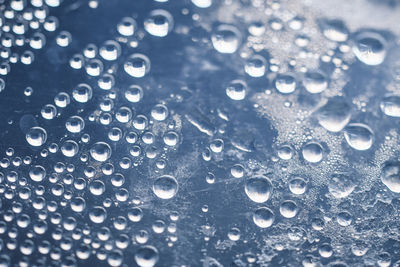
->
<box><xmin>0</xmin><ymin>0</ymin><xmax>400</xmax><ymax>266</ymax></box>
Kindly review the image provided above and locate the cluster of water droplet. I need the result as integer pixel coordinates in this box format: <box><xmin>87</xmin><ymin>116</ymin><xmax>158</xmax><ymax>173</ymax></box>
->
<box><xmin>0</xmin><ymin>0</ymin><xmax>71</xmax><ymax>93</ymax></box>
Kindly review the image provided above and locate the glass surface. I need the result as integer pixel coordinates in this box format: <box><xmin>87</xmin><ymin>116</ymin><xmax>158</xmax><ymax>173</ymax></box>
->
<box><xmin>0</xmin><ymin>0</ymin><xmax>400</xmax><ymax>266</ymax></box>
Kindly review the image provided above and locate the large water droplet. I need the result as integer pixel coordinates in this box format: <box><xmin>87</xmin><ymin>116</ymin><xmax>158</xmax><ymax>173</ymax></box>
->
<box><xmin>61</xmin><ymin>140</ymin><xmax>79</xmax><ymax>157</ymax></box>
<box><xmin>191</xmin><ymin>0</ymin><xmax>212</xmax><ymax>8</ymax></box>
<box><xmin>380</xmin><ymin>95</ymin><xmax>400</xmax><ymax>117</ymax></box>
<box><xmin>211</xmin><ymin>24</ymin><xmax>241</xmax><ymax>54</ymax></box>
<box><xmin>151</xmin><ymin>104</ymin><xmax>169</xmax><ymax>121</ymax></box>
<box><xmin>99</xmin><ymin>40</ymin><xmax>121</xmax><ymax>61</ymax></box>
<box><xmin>328</xmin><ymin>174</ymin><xmax>356</xmax><ymax>199</ymax></box>
<box><xmin>152</xmin><ymin>175</ymin><xmax>178</xmax><ymax>199</ymax></box>
<box><xmin>289</xmin><ymin>177</ymin><xmax>307</xmax><ymax>195</ymax></box>
<box><xmin>353</xmin><ymin>32</ymin><xmax>386</xmax><ymax>66</ymax></box>
<box><xmin>125</xmin><ymin>85</ymin><xmax>143</xmax><ymax>103</ymax></box>
<box><xmin>320</xmin><ymin>19</ymin><xmax>349</xmax><ymax>42</ymax></box>
<box><xmin>343</xmin><ymin>123</ymin><xmax>374</xmax><ymax>150</ymax></box>
<box><xmin>117</xmin><ymin>17</ymin><xmax>136</xmax><ymax>36</ymax></box>
<box><xmin>302</xmin><ymin>142</ymin><xmax>323</xmax><ymax>163</ymax></box>
<box><xmin>245</xmin><ymin>176</ymin><xmax>273</xmax><ymax>203</ymax></box>
<box><xmin>124</xmin><ymin>54</ymin><xmax>151</xmax><ymax>78</ymax></box>
<box><xmin>303</xmin><ymin>71</ymin><xmax>328</xmax><ymax>94</ymax></box>
<box><xmin>381</xmin><ymin>161</ymin><xmax>400</xmax><ymax>193</ymax></box>
<box><xmin>226</xmin><ymin>80</ymin><xmax>246</xmax><ymax>101</ymax></box>
<box><xmin>144</xmin><ymin>10</ymin><xmax>174</xmax><ymax>37</ymax></box>
<box><xmin>253</xmin><ymin>207</ymin><xmax>275</xmax><ymax>228</ymax></box>
<box><xmin>90</xmin><ymin>142</ymin><xmax>112</xmax><ymax>162</ymax></box>
<box><xmin>26</xmin><ymin>127</ymin><xmax>47</xmax><ymax>147</ymax></box>
<box><xmin>134</xmin><ymin>245</ymin><xmax>159</xmax><ymax>267</ymax></box>
<box><xmin>279</xmin><ymin>200</ymin><xmax>298</xmax><ymax>218</ymax></box>
<box><xmin>275</xmin><ymin>73</ymin><xmax>296</xmax><ymax>94</ymax></box>
<box><xmin>29</xmin><ymin>165</ymin><xmax>46</xmax><ymax>182</ymax></box>
<box><xmin>245</xmin><ymin>55</ymin><xmax>267</xmax><ymax>77</ymax></box>
<box><xmin>65</xmin><ymin>116</ymin><xmax>85</xmax><ymax>133</ymax></box>
<box><xmin>72</xmin><ymin>83</ymin><xmax>93</xmax><ymax>103</ymax></box>
<box><xmin>337</xmin><ymin>211</ymin><xmax>352</xmax><ymax>226</ymax></box>
<box><xmin>317</xmin><ymin>98</ymin><xmax>351</xmax><ymax>132</ymax></box>
<box><xmin>89</xmin><ymin>206</ymin><xmax>107</xmax><ymax>224</ymax></box>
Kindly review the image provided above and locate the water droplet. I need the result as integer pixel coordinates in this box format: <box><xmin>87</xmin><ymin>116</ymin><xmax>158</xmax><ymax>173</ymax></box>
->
<box><xmin>99</xmin><ymin>40</ymin><xmax>121</xmax><ymax>61</ymax></box>
<box><xmin>226</xmin><ymin>80</ymin><xmax>246</xmax><ymax>101</ymax></box>
<box><xmin>353</xmin><ymin>32</ymin><xmax>386</xmax><ymax>66</ymax></box>
<box><xmin>248</xmin><ymin>21</ymin><xmax>265</xmax><ymax>36</ymax></box>
<box><xmin>381</xmin><ymin>161</ymin><xmax>400</xmax><ymax>193</ymax></box>
<box><xmin>24</xmin><ymin>87</ymin><xmax>33</xmax><ymax>96</ymax></box>
<box><xmin>279</xmin><ymin>200</ymin><xmax>298</xmax><ymax>218</ymax></box>
<box><xmin>124</xmin><ymin>53</ymin><xmax>151</xmax><ymax>78</ymax></box>
<box><xmin>151</xmin><ymin>104</ymin><xmax>169</xmax><ymax>121</ymax></box>
<box><xmin>343</xmin><ymin>123</ymin><xmax>374</xmax><ymax>150</ymax></box>
<box><xmin>90</xmin><ymin>142</ymin><xmax>112</xmax><ymax>162</ymax></box>
<box><xmin>108</xmin><ymin>250</ymin><xmax>123</xmax><ymax>267</ymax></box>
<box><xmin>89</xmin><ymin>180</ymin><xmax>105</xmax><ymax>196</ymax></box>
<box><xmin>98</xmin><ymin>74</ymin><xmax>115</xmax><ymax>90</ymax></box>
<box><xmin>320</xmin><ymin>19</ymin><xmax>349</xmax><ymax>42</ymax></box>
<box><xmin>328</xmin><ymin>174</ymin><xmax>356</xmax><ymax>198</ymax></box>
<box><xmin>302</xmin><ymin>142</ymin><xmax>323</xmax><ymax>163</ymax></box>
<box><xmin>116</xmin><ymin>107</ymin><xmax>133</xmax><ymax>123</ymax></box>
<box><xmin>29</xmin><ymin>32</ymin><xmax>46</xmax><ymax>49</ymax></box>
<box><xmin>84</xmin><ymin>44</ymin><xmax>98</xmax><ymax>58</ymax></box>
<box><xmin>70</xmin><ymin>54</ymin><xmax>84</xmax><ymax>69</ymax></box>
<box><xmin>275</xmin><ymin>73</ymin><xmax>296</xmax><ymax>94</ymax></box>
<box><xmin>277</xmin><ymin>145</ymin><xmax>293</xmax><ymax>160</ymax></box>
<box><xmin>125</xmin><ymin>85</ymin><xmax>143</xmax><ymax>103</ymax></box>
<box><xmin>317</xmin><ymin>98</ymin><xmax>351</xmax><ymax>132</ymax></box>
<box><xmin>245</xmin><ymin>176</ymin><xmax>273</xmax><ymax>203</ymax></box>
<box><xmin>205</xmin><ymin>172</ymin><xmax>215</xmax><ymax>184</ymax></box>
<box><xmin>108</xmin><ymin>127</ymin><xmax>123</xmax><ymax>142</ymax></box>
<box><xmin>319</xmin><ymin>243</ymin><xmax>333</xmax><ymax>258</ymax></box>
<box><xmin>65</xmin><ymin>116</ymin><xmax>85</xmax><ymax>133</ymax></box>
<box><xmin>303</xmin><ymin>71</ymin><xmax>328</xmax><ymax>94</ymax></box>
<box><xmin>163</xmin><ymin>131</ymin><xmax>179</xmax><ymax>146</ymax></box>
<box><xmin>70</xmin><ymin>197</ymin><xmax>86</xmax><ymax>213</ymax></box>
<box><xmin>134</xmin><ymin>245</ymin><xmax>159</xmax><ymax>267</ymax></box>
<box><xmin>380</xmin><ymin>95</ymin><xmax>400</xmax><ymax>117</ymax></box>
<box><xmin>351</xmin><ymin>241</ymin><xmax>369</xmax><ymax>257</ymax></box>
<box><xmin>253</xmin><ymin>207</ymin><xmax>274</xmax><ymax>228</ymax></box>
<box><xmin>117</xmin><ymin>17</ymin><xmax>137</xmax><ymax>36</ymax></box>
<box><xmin>26</xmin><ymin>127</ymin><xmax>47</xmax><ymax>147</ymax></box>
<box><xmin>227</xmin><ymin>227</ymin><xmax>241</xmax><ymax>241</ymax></box>
<box><xmin>289</xmin><ymin>177</ymin><xmax>307</xmax><ymax>195</ymax></box>
<box><xmin>54</xmin><ymin>92</ymin><xmax>71</xmax><ymax>108</ymax></box>
<box><xmin>377</xmin><ymin>252</ymin><xmax>391</xmax><ymax>267</ymax></box>
<box><xmin>210</xmin><ymin>139</ymin><xmax>224</xmax><ymax>153</ymax></box>
<box><xmin>29</xmin><ymin>165</ymin><xmax>46</xmax><ymax>182</ymax></box>
<box><xmin>191</xmin><ymin>0</ymin><xmax>212</xmax><ymax>8</ymax></box>
<box><xmin>0</xmin><ymin>78</ymin><xmax>5</xmax><ymax>92</ymax></box>
<box><xmin>41</xmin><ymin>104</ymin><xmax>57</xmax><ymax>120</ymax></box>
<box><xmin>288</xmin><ymin>16</ymin><xmax>304</xmax><ymax>31</ymax></box>
<box><xmin>336</xmin><ymin>211</ymin><xmax>352</xmax><ymax>226</ymax></box>
<box><xmin>56</xmin><ymin>31</ymin><xmax>71</xmax><ymax>47</ymax></box>
<box><xmin>245</xmin><ymin>55</ymin><xmax>267</xmax><ymax>77</ymax></box>
<box><xmin>72</xmin><ymin>83</ymin><xmax>92</xmax><ymax>103</ymax></box>
<box><xmin>61</xmin><ymin>140</ymin><xmax>79</xmax><ymax>157</ymax></box>
<box><xmin>153</xmin><ymin>175</ymin><xmax>178</xmax><ymax>199</ymax></box>
<box><xmin>85</xmin><ymin>59</ymin><xmax>103</xmax><ymax>76</ymax></box>
<box><xmin>211</xmin><ymin>24</ymin><xmax>241</xmax><ymax>54</ymax></box>
<box><xmin>133</xmin><ymin>115</ymin><xmax>148</xmax><ymax>130</ymax></box>
<box><xmin>230</xmin><ymin>164</ymin><xmax>244</xmax><ymax>178</ymax></box>
<box><xmin>144</xmin><ymin>9</ymin><xmax>174</xmax><ymax>37</ymax></box>
<box><xmin>294</xmin><ymin>35</ymin><xmax>310</xmax><ymax>47</ymax></box>
<box><xmin>89</xmin><ymin>206</ymin><xmax>107</xmax><ymax>224</ymax></box>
